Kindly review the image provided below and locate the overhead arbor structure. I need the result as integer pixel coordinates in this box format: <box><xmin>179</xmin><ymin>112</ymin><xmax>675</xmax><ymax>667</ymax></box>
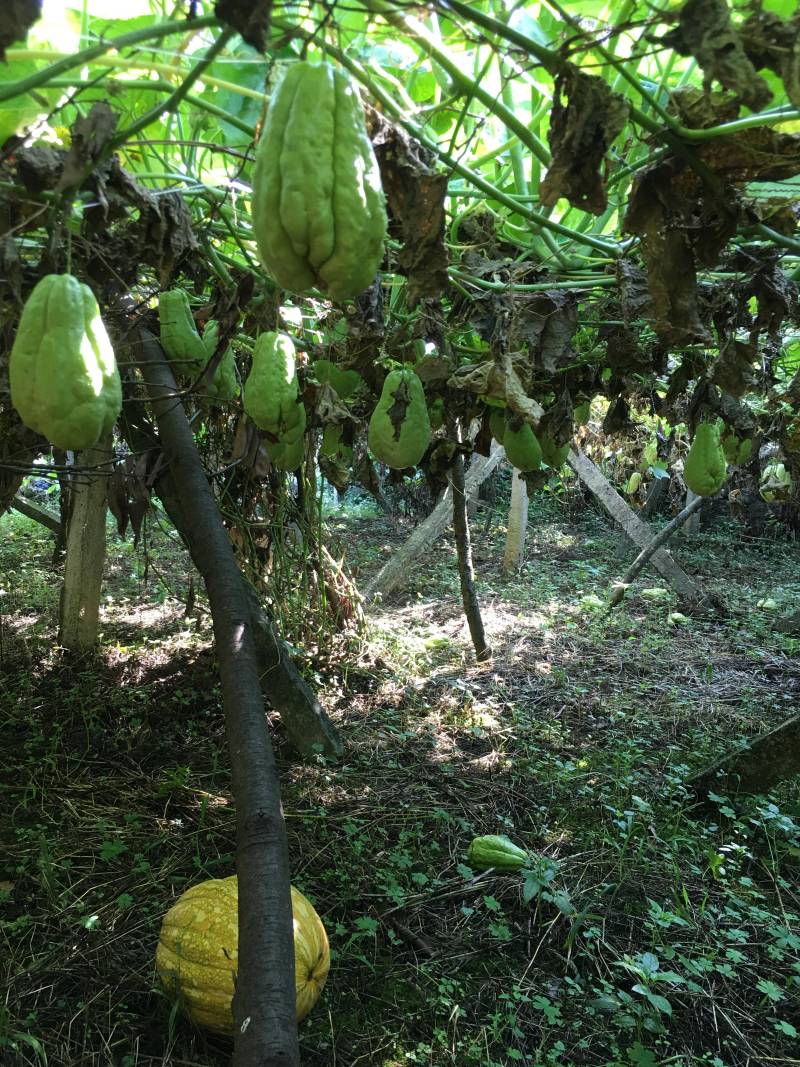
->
<box><xmin>1</xmin><ymin>1</ymin><xmax>800</xmax><ymax>1063</ymax></box>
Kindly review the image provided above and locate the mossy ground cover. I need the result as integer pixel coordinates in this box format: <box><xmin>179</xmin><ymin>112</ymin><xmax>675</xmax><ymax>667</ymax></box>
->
<box><xmin>1</xmin><ymin>486</ymin><xmax>799</xmax><ymax>1067</ymax></box>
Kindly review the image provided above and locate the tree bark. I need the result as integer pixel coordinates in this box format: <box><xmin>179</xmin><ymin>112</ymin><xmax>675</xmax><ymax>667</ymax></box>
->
<box><xmin>133</xmin><ymin>328</ymin><xmax>299</xmax><ymax>1067</ymax></box>
<box><xmin>568</xmin><ymin>448</ymin><xmax>702</xmax><ymax>602</ymax></box>
<box><xmin>451</xmin><ymin>452</ymin><xmax>492</xmax><ymax>662</ymax></box>
<box><xmin>364</xmin><ymin>443</ymin><xmax>505</xmax><ymax>602</ymax></box>
<box><xmin>606</xmin><ymin>493</ymin><xmax>705</xmax><ymax>609</ymax></box>
<box><xmin>682</xmin><ymin>488</ymin><xmax>702</xmax><ymax>536</ymax></box>
<box><xmin>503</xmin><ymin>468</ymin><xmax>528</xmax><ymax>571</ymax></box>
<box><xmin>688</xmin><ymin>715</ymin><xmax>800</xmax><ymax>799</ymax></box>
<box><xmin>641</xmin><ymin>475</ymin><xmax>669</xmax><ymax>519</ymax></box>
<box><xmin>58</xmin><ymin>436</ymin><xmax>113</xmax><ymax>650</ymax></box>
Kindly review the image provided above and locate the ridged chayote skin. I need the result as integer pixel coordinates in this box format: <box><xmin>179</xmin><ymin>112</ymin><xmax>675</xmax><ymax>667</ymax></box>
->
<box><xmin>684</xmin><ymin>422</ymin><xmax>727</xmax><ymax>496</ymax></box>
<box><xmin>251</xmin><ymin>61</ymin><xmax>387</xmax><ymax>303</ymax></box>
<box><xmin>466</xmin><ymin>835</ymin><xmax>530</xmax><ymax>872</ymax></box>
<box><xmin>10</xmin><ymin>273</ymin><xmax>122</xmax><ymax>451</ymax></box>
<box><xmin>158</xmin><ymin>289</ymin><xmax>207</xmax><ymax>372</ymax></box>
<box><xmin>202</xmin><ymin>321</ymin><xmax>239</xmax><ymax>403</ymax></box>
<box><xmin>270</xmin><ymin>404</ymin><xmax>307</xmax><ymax>472</ymax></box>
<box><xmin>243</xmin><ymin>331</ymin><xmax>303</xmax><ymax>434</ymax></box>
<box><xmin>368</xmin><ymin>368</ymin><xmax>431</xmax><ymax>469</ymax></box>
<box><xmin>503</xmin><ymin>419</ymin><xmax>542</xmax><ymax>472</ymax></box>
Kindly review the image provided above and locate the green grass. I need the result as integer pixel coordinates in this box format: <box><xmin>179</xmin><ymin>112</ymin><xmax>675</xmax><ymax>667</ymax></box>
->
<box><xmin>1</xmin><ymin>495</ymin><xmax>799</xmax><ymax>1067</ymax></box>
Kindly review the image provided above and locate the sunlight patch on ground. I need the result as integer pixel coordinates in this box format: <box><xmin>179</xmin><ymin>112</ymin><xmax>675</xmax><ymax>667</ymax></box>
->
<box><xmin>1</xmin><ymin>612</ymin><xmax>44</xmax><ymax>633</ymax></box>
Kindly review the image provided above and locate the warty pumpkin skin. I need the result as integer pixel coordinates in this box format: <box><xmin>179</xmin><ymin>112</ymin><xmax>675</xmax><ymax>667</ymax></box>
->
<box><xmin>10</xmin><ymin>273</ymin><xmax>122</xmax><ymax>451</ymax></box>
<box><xmin>155</xmin><ymin>875</ymin><xmax>329</xmax><ymax>1036</ymax></box>
<box><xmin>251</xmin><ymin>61</ymin><xmax>387</xmax><ymax>302</ymax></box>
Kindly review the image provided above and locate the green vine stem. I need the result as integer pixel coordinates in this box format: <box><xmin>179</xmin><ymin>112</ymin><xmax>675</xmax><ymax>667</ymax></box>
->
<box><xmin>108</xmin><ymin>28</ymin><xmax>235</xmax><ymax>153</ymax></box>
<box><xmin>0</xmin><ymin>15</ymin><xmax>220</xmax><ymax>102</ymax></box>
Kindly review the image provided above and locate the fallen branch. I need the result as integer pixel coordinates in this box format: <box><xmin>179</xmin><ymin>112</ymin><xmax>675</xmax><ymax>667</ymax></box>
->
<box><xmin>568</xmin><ymin>448</ymin><xmax>702</xmax><ymax>603</ymax></box>
<box><xmin>606</xmin><ymin>493</ymin><xmax>705</xmax><ymax>609</ymax></box>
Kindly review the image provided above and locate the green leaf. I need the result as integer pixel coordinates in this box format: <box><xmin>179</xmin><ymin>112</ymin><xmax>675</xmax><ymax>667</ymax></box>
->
<box><xmin>756</xmin><ymin>978</ymin><xmax>785</xmax><ymax>1003</ymax></box>
<box><xmin>645</xmin><ymin>993</ymin><xmax>672</xmax><ymax>1016</ymax></box>
<box><xmin>627</xmin><ymin>1043</ymin><xmax>658</xmax><ymax>1067</ymax></box>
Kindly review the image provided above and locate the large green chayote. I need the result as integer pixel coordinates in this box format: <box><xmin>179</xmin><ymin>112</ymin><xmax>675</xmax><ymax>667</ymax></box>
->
<box><xmin>368</xmin><ymin>368</ymin><xmax>431</xmax><ymax>469</ymax></box>
<box><xmin>243</xmin><ymin>331</ymin><xmax>303</xmax><ymax>434</ymax></box>
<box><xmin>684</xmin><ymin>422</ymin><xmax>727</xmax><ymax>496</ymax></box>
<box><xmin>10</xmin><ymin>273</ymin><xmax>122</xmax><ymax>450</ymax></box>
<box><xmin>158</xmin><ymin>289</ymin><xmax>207</xmax><ymax>372</ymax></box>
<box><xmin>466</xmin><ymin>835</ymin><xmax>529</xmax><ymax>872</ymax></box>
<box><xmin>313</xmin><ymin>359</ymin><xmax>364</xmax><ymax>400</ymax></box>
<box><xmin>503</xmin><ymin>419</ymin><xmax>542</xmax><ymax>472</ymax></box>
<box><xmin>251</xmin><ymin>61</ymin><xmax>387</xmax><ymax>302</ymax></box>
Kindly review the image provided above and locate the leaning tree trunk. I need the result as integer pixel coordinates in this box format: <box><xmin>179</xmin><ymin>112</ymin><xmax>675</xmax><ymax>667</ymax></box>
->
<box><xmin>59</xmin><ymin>435</ymin><xmax>113</xmax><ymax>651</ymax></box>
<box><xmin>10</xmin><ymin>495</ymin><xmax>62</xmax><ymax>535</ymax></box>
<box><xmin>115</xmin><ymin>332</ymin><xmax>341</xmax><ymax>762</ymax></box>
<box><xmin>364</xmin><ymin>443</ymin><xmax>505</xmax><ymax>602</ymax></box>
<box><xmin>451</xmin><ymin>452</ymin><xmax>492</xmax><ymax>662</ymax></box>
<box><xmin>134</xmin><ymin>329</ymin><xmax>299</xmax><ymax>1067</ymax></box>
<box><xmin>503</xmin><ymin>468</ymin><xmax>528</xmax><ymax>571</ymax></box>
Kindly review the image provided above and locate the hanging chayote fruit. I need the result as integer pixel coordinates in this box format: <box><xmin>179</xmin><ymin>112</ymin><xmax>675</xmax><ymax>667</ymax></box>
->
<box><xmin>503</xmin><ymin>418</ymin><xmax>542</xmax><ymax>472</ymax></box>
<box><xmin>489</xmin><ymin>409</ymin><xmax>507</xmax><ymax>445</ymax></box>
<box><xmin>539</xmin><ymin>432</ymin><xmax>570</xmax><ymax>469</ymax></box>
<box><xmin>10</xmin><ymin>273</ymin><xmax>122</xmax><ymax>450</ymax></box>
<box><xmin>683</xmin><ymin>423</ymin><xmax>727</xmax><ymax>496</ymax></box>
<box><xmin>368</xmin><ymin>368</ymin><xmax>431</xmax><ymax>469</ymax></box>
<box><xmin>243</xmin><ymin>331</ymin><xmax>303</xmax><ymax>434</ymax></box>
<box><xmin>201</xmin><ymin>321</ymin><xmax>239</xmax><ymax>404</ymax></box>
<box><xmin>242</xmin><ymin>331</ymin><xmax>307</xmax><ymax>471</ymax></box>
<box><xmin>158</xmin><ymin>289</ymin><xmax>207</xmax><ymax>372</ymax></box>
<box><xmin>251</xmin><ymin>61</ymin><xmax>387</xmax><ymax>302</ymax></box>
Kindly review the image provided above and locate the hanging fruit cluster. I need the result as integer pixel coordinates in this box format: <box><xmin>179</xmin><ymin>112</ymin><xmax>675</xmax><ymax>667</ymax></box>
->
<box><xmin>158</xmin><ymin>290</ymin><xmax>240</xmax><ymax>405</ymax></box>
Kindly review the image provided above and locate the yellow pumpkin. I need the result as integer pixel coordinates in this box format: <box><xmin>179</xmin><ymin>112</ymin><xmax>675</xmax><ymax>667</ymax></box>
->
<box><xmin>155</xmin><ymin>875</ymin><xmax>329</xmax><ymax>1035</ymax></box>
